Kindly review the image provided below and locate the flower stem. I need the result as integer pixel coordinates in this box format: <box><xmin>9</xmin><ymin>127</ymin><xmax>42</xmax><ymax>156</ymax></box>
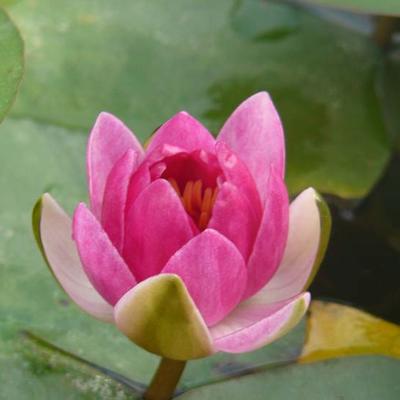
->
<box><xmin>144</xmin><ymin>357</ymin><xmax>187</xmax><ymax>400</ymax></box>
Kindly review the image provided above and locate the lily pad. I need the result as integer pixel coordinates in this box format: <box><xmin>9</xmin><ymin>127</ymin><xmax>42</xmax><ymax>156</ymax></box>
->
<box><xmin>0</xmin><ymin>6</ymin><xmax>24</xmax><ymax>123</ymax></box>
<box><xmin>301</xmin><ymin>0</ymin><xmax>400</xmax><ymax>16</ymax></box>
<box><xmin>179</xmin><ymin>356</ymin><xmax>400</xmax><ymax>399</ymax></box>
<box><xmin>376</xmin><ymin>47</ymin><xmax>400</xmax><ymax>149</ymax></box>
<box><xmin>300</xmin><ymin>301</ymin><xmax>400</xmax><ymax>362</ymax></box>
<box><xmin>3</xmin><ymin>0</ymin><xmax>391</xmax><ymax>198</ymax></box>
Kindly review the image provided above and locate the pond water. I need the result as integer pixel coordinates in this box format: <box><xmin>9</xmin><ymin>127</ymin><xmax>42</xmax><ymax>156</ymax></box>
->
<box><xmin>312</xmin><ymin>154</ymin><xmax>400</xmax><ymax>323</ymax></box>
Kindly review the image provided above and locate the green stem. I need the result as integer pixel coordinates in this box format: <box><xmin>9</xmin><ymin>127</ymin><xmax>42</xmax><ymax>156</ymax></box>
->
<box><xmin>144</xmin><ymin>358</ymin><xmax>187</xmax><ymax>400</ymax></box>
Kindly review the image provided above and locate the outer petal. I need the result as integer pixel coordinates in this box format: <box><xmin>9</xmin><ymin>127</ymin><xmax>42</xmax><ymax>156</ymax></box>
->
<box><xmin>215</xmin><ymin>141</ymin><xmax>262</xmax><ymax>221</ymax></box>
<box><xmin>32</xmin><ymin>194</ymin><xmax>113</xmax><ymax>322</ymax></box>
<box><xmin>125</xmin><ymin>161</ymin><xmax>152</xmax><ymax>216</ymax></box>
<box><xmin>162</xmin><ymin>229</ymin><xmax>247</xmax><ymax>326</ymax></box>
<box><xmin>123</xmin><ymin>179</ymin><xmax>194</xmax><ymax>281</ymax></box>
<box><xmin>244</xmin><ymin>168</ymin><xmax>289</xmax><ymax>299</ymax></box>
<box><xmin>114</xmin><ymin>274</ymin><xmax>214</xmax><ymax>360</ymax></box>
<box><xmin>101</xmin><ymin>149</ymin><xmax>139</xmax><ymax>252</ymax></box>
<box><xmin>146</xmin><ymin>112</ymin><xmax>215</xmax><ymax>154</ymax></box>
<box><xmin>255</xmin><ymin>188</ymin><xmax>331</xmax><ymax>303</ymax></box>
<box><xmin>87</xmin><ymin>112</ymin><xmax>144</xmax><ymax>219</ymax></box>
<box><xmin>209</xmin><ymin>182</ymin><xmax>259</xmax><ymax>261</ymax></box>
<box><xmin>217</xmin><ymin>92</ymin><xmax>285</xmax><ymax>202</ymax></box>
<box><xmin>211</xmin><ymin>292</ymin><xmax>310</xmax><ymax>353</ymax></box>
<box><xmin>74</xmin><ymin>203</ymin><xmax>136</xmax><ymax>306</ymax></box>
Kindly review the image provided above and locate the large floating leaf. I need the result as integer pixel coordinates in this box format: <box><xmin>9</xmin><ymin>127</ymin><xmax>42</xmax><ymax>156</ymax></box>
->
<box><xmin>300</xmin><ymin>301</ymin><xmax>400</xmax><ymax>362</ymax></box>
<box><xmin>3</xmin><ymin>0</ymin><xmax>391</xmax><ymax>198</ymax></box>
<box><xmin>0</xmin><ymin>6</ymin><xmax>23</xmax><ymax>123</ymax></box>
<box><xmin>301</xmin><ymin>0</ymin><xmax>400</xmax><ymax>16</ymax></box>
<box><xmin>0</xmin><ymin>331</ymin><xmax>142</xmax><ymax>400</ymax></box>
<box><xmin>376</xmin><ymin>47</ymin><xmax>400</xmax><ymax>149</ymax></box>
<box><xmin>179</xmin><ymin>356</ymin><xmax>400</xmax><ymax>399</ymax></box>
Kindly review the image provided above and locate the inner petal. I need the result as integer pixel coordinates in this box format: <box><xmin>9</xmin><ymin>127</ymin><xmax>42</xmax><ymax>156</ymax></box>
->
<box><xmin>156</xmin><ymin>151</ymin><xmax>222</xmax><ymax>230</ymax></box>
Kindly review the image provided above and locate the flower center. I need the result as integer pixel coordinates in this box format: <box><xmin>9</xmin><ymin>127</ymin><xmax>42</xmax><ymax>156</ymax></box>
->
<box><xmin>168</xmin><ymin>178</ymin><xmax>218</xmax><ymax>230</ymax></box>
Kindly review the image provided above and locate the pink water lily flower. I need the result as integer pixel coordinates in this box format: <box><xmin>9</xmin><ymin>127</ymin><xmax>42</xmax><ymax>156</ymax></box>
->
<box><xmin>33</xmin><ymin>92</ymin><xmax>330</xmax><ymax>361</ymax></box>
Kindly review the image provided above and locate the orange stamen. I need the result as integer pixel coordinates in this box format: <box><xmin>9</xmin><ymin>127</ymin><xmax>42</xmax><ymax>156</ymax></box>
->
<box><xmin>183</xmin><ymin>181</ymin><xmax>194</xmax><ymax>216</ymax></box>
<box><xmin>192</xmin><ymin>180</ymin><xmax>203</xmax><ymax>209</ymax></box>
<box><xmin>168</xmin><ymin>178</ymin><xmax>218</xmax><ymax>230</ymax></box>
<box><xmin>201</xmin><ymin>188</ymin><xmax>212</xmax><ymax>214</ymax></box>
<box><xmin>198</xmin><ymin>211</ymin><xmax>209</xmax><ymax>231</ymax></box>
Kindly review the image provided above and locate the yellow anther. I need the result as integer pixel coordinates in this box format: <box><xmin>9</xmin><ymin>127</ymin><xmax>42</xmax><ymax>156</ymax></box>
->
<box><xmin>183</xmin><ymin>181</ymin><xmax>194</xmax><ymax>216</ymax></box>
<box><xmin>198</xmin><ymin>211</ymin><xmax>209</xmax><ymax>231</ymax></box>
<box><xmin>168</xmin><ymin>178</ymin><xmax>218</xmax><ymax>230</ymax></box>
<box><xmin>192</xmin><ymin>179</ymin><xmax>203</xmax><ymax>209</ymax></box>
<box><xmin>201</xmin><ymin>187</ymin><xmax>212</xmax><ymax>214</ymax></box>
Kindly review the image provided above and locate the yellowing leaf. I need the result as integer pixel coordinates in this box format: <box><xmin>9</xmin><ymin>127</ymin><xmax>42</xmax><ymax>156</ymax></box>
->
<box><xmin>300</xmin><ymin>301</ymin><xmax>400</xmax><ymax>363</ymax></box>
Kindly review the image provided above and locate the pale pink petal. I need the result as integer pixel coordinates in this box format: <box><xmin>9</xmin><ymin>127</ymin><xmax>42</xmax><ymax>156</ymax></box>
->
<box><xmin>211</xmin><ymin>292</ymin><xmax>310</xmax><ymax>353</ymax></box>
<box><xmin>73</xmin><ymin>203</ymin><xmax>136</xmax><ymax>306</ymax></box>
<box><xmin>114</xmin><ymin>274</ymin><xmax>213</xmax><ymax>360</ymax></box>
<box><xmin>123</xmin><ymin>179</ymin><xmax>194</xmax><ymax>281</ymax></box>
<box><xmin>209</xmin><ymin>182</ymin><xmax>259</xmax><ymax>261</ymax></box>
<box><xmin>244</xmin><ymin>168</ymin><xmax>289</xmax><ymax>299</ymax></box>
<box><xmin>217</xmin><ymin>92</ymin><xmax>285</xmax><ymax>203</ymax></box>
<box><xmin>101</xmin><ymin>149</ymin><xmax>139</xmax><ymax>252</ymax></box>
<box><xmin>162</xmin><ymin>229</ymin><xmax>247</xmax><ymax>326</ymax></box>
<box><xmin>255</xmin><ymin>188</ymin><xmax>330</xmax><ymax>303</ymax></box>
<box><xmin>38</xmin><ymin>194</ymin><xmax>113</xmax><ymax>322</ymax></box>
<box><xmin>146</xmin><ymin>112</ymin><xmax>215</xmax><ymax>154</ymax></box>
<box><xmin>215</xmin><ymin>141</ymin><xmax>262</xmax><ymax>221</ymax></box>
<box><xmin>87</xmin><ymin>112</ymin><xmax>144</xmax><ymax>219</ymax></box>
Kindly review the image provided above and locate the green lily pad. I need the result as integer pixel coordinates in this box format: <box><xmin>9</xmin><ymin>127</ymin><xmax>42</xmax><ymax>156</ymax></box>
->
<box><xmin>179</xmin><ymin>356</ymin><xmax>400</xmax><ymax>399</ymax></box>
<box><xmin>301</xmin><ymin>0</ymin><xmax>400</xmax><ymax>16</ymax></box>
<box><xmin>376</xmin><ymin>47</ymin><xmax>400</xmax><ymax>149</ymax></box>
<box><xmin>3</xmin><ymin>0</ymin><xmax>391</xmax><ymax>198</ymax></box>
<box><xmin>0</xmin><ymin>6</ymin><xmax>24</xmax><ymax>123</ymax></box>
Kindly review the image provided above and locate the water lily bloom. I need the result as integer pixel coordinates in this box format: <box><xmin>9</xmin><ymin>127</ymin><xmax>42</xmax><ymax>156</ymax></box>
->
<box><xmin>33</xmin><ymin>92</ymin><xmax>330</xmax><ymax>361</ymax></box>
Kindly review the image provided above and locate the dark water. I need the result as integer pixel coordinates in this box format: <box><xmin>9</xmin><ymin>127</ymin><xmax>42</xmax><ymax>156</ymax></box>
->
<box><xmin>311</xmin><ymin>154</ymin><xmax>400</xmax><ymax>324</ymax></box>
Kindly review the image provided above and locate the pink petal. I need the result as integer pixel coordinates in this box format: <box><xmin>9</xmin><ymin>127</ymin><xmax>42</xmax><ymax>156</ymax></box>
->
<box><xmin>73</xmin><ymin>203</ymin><xmax>136</xmax><ymax>306</ymax></box>
<box><xmin>217</xmin><ymin>92</ymin><xmax>285</xmax><ymax>203</ymax></box>
<box><xmin>87</xmin><ymin>112</ymin><xmax>144</xmax><ymax>219</ymax></box>
<box><xmin>209</xmin><ymin>182</ymin><xmax>259</xmax><ymax>261</ymax></box>
<box><xmin>211</xmin><ymin>292</ymin><xmax>310</xmax><ymax>353</ymax></box>
<box><xmin>256</xmin><ymin>188</ymin><xmax>330</xmax><ymax>303</ymax></box>
<box><xmin>144</xmin><ymin>143</ymin><xmax>185</xmax><ymax>166</ymax></box>
<box><xmin>38</xmin><ymin>194</ymin><xmax>113</xmax><ymax>322</ymax></box>
<box><xmin>101</xmin><ymin>149</ymin><xmax>139</xmax><ymax>252</ymax></box>
<box><xmin>146</xmin><ymin>112</ymin><xmax>215</xmax><ymax>154</ymax></box>
<box><xmin>162</xmin><ymin>229</ymin><xmax>247</xmax><ymax>326</ymax></box>
<box><xmin>244</xmin><ymin>168</ymin><xmax>289</xmax><ymax>299</ymax></box>
<box><xmin>125</xmin><ymin>161</ymin><xmax>152</xmax><ymax>217</ymax></box>
<box><xmin>123</xmin><ymin>179</ymin><xmax>194</xmax><ymax>281</ymax></box>
<box><xmin>215</xmin><ymin>141</ymin><xmax>262</xmax><ymax>221</ymax></box>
